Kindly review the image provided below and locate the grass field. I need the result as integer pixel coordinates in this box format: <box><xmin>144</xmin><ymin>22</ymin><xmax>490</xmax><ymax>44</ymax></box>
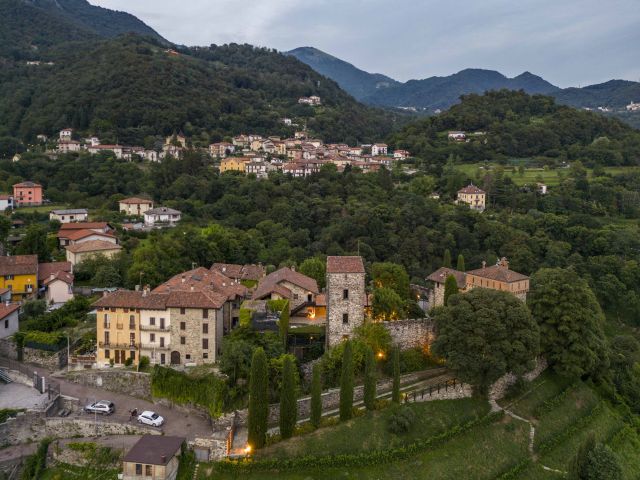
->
<box><xmin>15</xmin><ymin>204</ymin><xmax>69</xmax><ymax>213</ymax></box>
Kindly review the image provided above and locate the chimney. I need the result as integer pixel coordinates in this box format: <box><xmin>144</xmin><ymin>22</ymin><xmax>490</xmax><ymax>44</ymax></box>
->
<box><xmin>181</xmin><ymin>275</ymin><xmax>186</xmax><ymax>283</ymax></box>
<box><xmin>482</xmin><ymin>261</ymin><xmax>486</xmax><ymax>269</ymax></box>
<box><xmin>102</xmin><ymin>291</ymin><xmax>108</xmax><ymax>298</ymax></box>
<box><xmin>161</xmin><ymin>454</ymin><xmax>166</xmax><ymax>463</ymax></box>
<box><xmin>190</xmin><ymin>285</ymin><xmax>195</xmax><ymax>292</ymax></box>
<box><xmin>499</xmin><ymin>257</ymin><xmax>509</xmax><ymax>268</ymax></box>
<box><xmin>50</xmin><ymin>273</ymin><xmax>55</xmax><ymax>281</ymax></box>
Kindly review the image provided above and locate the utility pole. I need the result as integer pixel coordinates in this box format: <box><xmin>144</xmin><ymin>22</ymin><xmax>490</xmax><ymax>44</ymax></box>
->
<box><xmin>66</xmin><ymin>334</ymin><xmax>70</xmax><ymax>373</ymax></box>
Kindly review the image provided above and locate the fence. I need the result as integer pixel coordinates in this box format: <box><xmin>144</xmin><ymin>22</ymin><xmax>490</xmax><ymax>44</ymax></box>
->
<box><xmin>405</xmin><ymin>378</ymin><xmax>459</xmax><ymax>403</ymax></box>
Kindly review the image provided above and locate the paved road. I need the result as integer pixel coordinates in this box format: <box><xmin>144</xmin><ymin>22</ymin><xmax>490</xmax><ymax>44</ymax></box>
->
<box><xmin>1</xmin><ymin>360</ymin><xmax>212</xmax><ymax>440</ymax></box>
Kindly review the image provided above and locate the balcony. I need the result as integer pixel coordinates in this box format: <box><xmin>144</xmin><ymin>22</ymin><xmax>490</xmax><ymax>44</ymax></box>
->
<box><xmin>139</xmin><ymin>343</ymin><xmax>171</xmax><ymax>351</ymax></box>
<box><xmin>99</xmin><ymin>341</ymin><xmax>138</xmax><ymax>349</ymax></box>
<box><xmin>140</xmin><ymin>325</ymin><xmax>170</xmax><ymax>332</ymax></box>
<box><xmin>103</xmin><ymin>323</ymin><xmax>111</xmax><ymax>329</ymax></box>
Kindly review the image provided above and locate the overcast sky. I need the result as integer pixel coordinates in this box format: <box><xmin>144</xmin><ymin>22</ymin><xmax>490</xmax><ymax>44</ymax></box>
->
<box><xmin>91</xmin><ymin>0</ymin><xmax>640</xmax><ymax>88</ymax></box>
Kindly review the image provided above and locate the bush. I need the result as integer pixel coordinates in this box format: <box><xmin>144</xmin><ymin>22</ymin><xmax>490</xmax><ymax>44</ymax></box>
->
<box><xmin>386</xmin><ymin>406</ymin><xmax>416</xmax><ymax>434</ymax></box>
<box><xmin>124</xmin><ymin>357</ymin><xmax>133</xmax><ymax>367</ymax></box>
<box><xmin>24</xmin><ymin>331</ymin><xmax>66</xmax><ymax>351</ymax></box>
<box><xmin>20</xmin><ymin>438</ymin><xmax>51</xmax><ymax>480</ymax></box>
<box><xmin>138</xmin><ymin>356</ymin><xmax>150</xmax><ymax>371</ymax></box>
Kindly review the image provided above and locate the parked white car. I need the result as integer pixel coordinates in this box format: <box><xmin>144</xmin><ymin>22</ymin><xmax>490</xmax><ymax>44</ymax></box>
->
<box><xmin>137</xmin><ymin>410</ymin><xmax>164</xmax><ymax>427</ymax></box>
<box><xmin>84</xmin><ymin>400</ymin><xmax>115</xmax><ymax>415</ymax></box>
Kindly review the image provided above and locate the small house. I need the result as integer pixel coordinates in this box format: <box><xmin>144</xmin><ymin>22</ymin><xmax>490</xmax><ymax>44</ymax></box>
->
<box><xmin>49</xmin><ymin>209</ymin><xmax>89</xmax><ymax>223</ymax></box>
<box><xmin>144</xmin><ymin>207</ymin><xmax>182</xmax><ymax>227</ymax></box>
<box><xmin>122</xmin><ymin>435</ymin><xmax>185</xmax><ymax>480</ymax></box>
<box><xmin>119</xmin><ymin>197</ymin><xmax>154</xmax><ymax>216</ymax></box>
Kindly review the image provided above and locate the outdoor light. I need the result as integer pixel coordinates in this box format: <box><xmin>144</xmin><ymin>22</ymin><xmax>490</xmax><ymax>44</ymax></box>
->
<box><xmin>377</xmin><ymin>351</ymin><xmax>384</xmax><ymax>359</ymax></box>
<box><xmin>244</xmin><ymin>445</ymin><xmax>252</xmax><ymax>455</ymax></box>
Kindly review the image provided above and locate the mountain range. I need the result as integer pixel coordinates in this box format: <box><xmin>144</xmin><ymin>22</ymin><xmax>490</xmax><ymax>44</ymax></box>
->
<box><xmin>287</xmin><ymin>47</ymin><xmax>640</xmax><ymax>117</ymax></box>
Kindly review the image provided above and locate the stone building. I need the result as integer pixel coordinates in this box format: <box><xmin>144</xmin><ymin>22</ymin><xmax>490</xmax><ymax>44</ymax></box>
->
<box><xmin>325</xmin><ymin>256</ymin><xmax>366</xmax><ymax>348</ymax></box>
<box><xmin>252</xmin><ymin>267</ymin><xmax>319</xmax><ymax>311</ymax></box>
<box><xmin>425</xmin><ymin>267</ymin><xmax>467</xmax><ymax>309</ymax></box>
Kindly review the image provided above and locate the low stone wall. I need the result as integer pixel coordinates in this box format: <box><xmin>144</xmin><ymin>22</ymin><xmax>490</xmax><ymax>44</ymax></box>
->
<box><xmin>0</xmin><ymin>338</ymin><xmax>64</xmax><ymax>371</ymax></box>
<box><xmin>383</xmin><ymin>318</ymin><xmax>436</xmax><ymax>349</ymax></box>
<box><xmin>64</xmin><ymin>370</ymin><xmax>151</xmax><ymax>399</ymax></box>
<box><xmin>489</xmin><ymin>357</ymin><xmax>548</xmax><ymax>403</ymax></box>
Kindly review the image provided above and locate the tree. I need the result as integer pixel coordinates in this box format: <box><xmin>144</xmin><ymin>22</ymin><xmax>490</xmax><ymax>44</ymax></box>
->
<box><xmin>456</xmin><ymin>254</ymin><xmax>465</xmax><ymax>272</ymax></box>
<box><xmin>299</xmin><ymin>257</ymin><xmax>326</xmax><ymax>290</ymax></box>
<box><xmin>443</xmin><ymin>274</ymin><xmax>459</xmax><ymax>306</ymax></box>
<box><xmin>528</xmin><ymin>268</ymin><xmax>609</xmax><ymax>378</ymax></box>
<box><xmin>583</xmin><ymin>444</ymin><xmax>623</xmax><ymax>480</ymax></box>
<box><xmin>432</xmin><ymin>289</ymin><xmax>540</xmax><ymax>394</ymax></box>
<box><xmin>371</xmin><ymin>287</ymin><xmax>405</xmax><ymax>321</ymax></box>
<box><xmin>279</xmin><ymin>355</ymin><xmax>297</xmax><ymax>439</ymax></box>
<box><xmin>442</xmin><ymin>249</ymin><xmax>452</xmax><ymax>268</ymax></box>
<box><xmin>392</xmin><ymin>346</ymin><xmax>401</xmax><ymax>403</ymax></box>
<box><xmin>354</xmin><ymin>322</ymin><xmax>392</xmax><ymax>358</ymax></box>
<box><xmin>278</xmin><ymin>304</ymin><xmax>290</xmax><ymax>351</ymax></box>
<box><xmin>371</xmin><ymin>262</ymin><xmax>411</xmax><ymax>299</ymax></box>
<box><xmin>339</xmin><ymin>340</ymin><xmax>354</xmax><ymax>421</ymax></box>
<box><xmin>247</xmin><ymin>347</ymin><xmax>268</xmax><ymax>449</ymax></box>
<box><xmin>363</xmin><ymin>347</ymin><xmax>377</xmax><ymax>411</ymax></box>
<box><xmin>16</xmin><ymin>225</ymin><xmax>50</xmax><ymax>262</ymax></box>
<box><xmin>568</xmin><ymin>433</ymin><xmax>596</xmax><ymax>479</ymax></box>
<box><xmin>92</xmin><ymin>264</ymin><xmax>122</xmax><ymax>287</ymax></box>
<box><xmin>310</xmin><ymin>363</ymin><xmax>322</xmax><ymax>428</ymax></box>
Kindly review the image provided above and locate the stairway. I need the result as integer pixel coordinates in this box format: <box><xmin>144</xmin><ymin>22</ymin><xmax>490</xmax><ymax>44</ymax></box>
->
<box><xmin>0</xmin><ymin>369</ymin><xmax>13</xmax><ymax>384</ymax></box>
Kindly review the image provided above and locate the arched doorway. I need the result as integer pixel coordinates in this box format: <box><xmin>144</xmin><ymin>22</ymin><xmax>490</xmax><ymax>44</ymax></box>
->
<box><xmin>170</xmin><ymin>351</ymin><xmax>181</xmax><ymax>365</ymax></box>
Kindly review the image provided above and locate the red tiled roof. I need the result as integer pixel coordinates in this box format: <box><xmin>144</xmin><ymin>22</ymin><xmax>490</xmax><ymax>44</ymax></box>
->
<box><xmin>211</xmin><ymin>263</ymin><xmax>265</xmax><ymax>281</ymax></box>
<box><xmin>0</xmin><ymin>255</ymin><xmax>38</xmax><ymax>276</ymax></box>
<box><xmin>65</xmin><ymin>240</ymin><xmax>122</xmax><ymax>254</ymax></box>
<box><xmin>327</xmin><ymin>256</ymin><xmax>365</xmax><ymax>274</ymax></box>
<box><xmin>458</xmin><ymin>184</ymin><xmax>485</xmax><ymax>195</ymax></box>
<box><xmin>38</xmin><ymin>262</ymin><xmax>72</xmax><ymax>282</ymax></box>
<box><xmin>92</xmin><ymin>290</ymin><xmax>168</xmax><ymax>310</ymax></box>
<box><xmin>466</xmin><ymin>264</ymin><xmax>529</xmax><ymax>283</ymax></box>
<box><xmin>252</xmin><ymin>267</ymin><xmax>318</xmax><ymax>300</ymax></box>
<box><xmin>43</xmin><ymin>270</ymin><xmax>74</xmax><ymax>286</ymax></box>
<box><xmin>0</xmin><ymin>303</ymin><xmax>20</xmax><ymax>320</ymax></box>
<box><xmin>153</xmin><ymin>267</ymin><xmax>247</xmax><ymax>301</ymax></box>
<box><xmin>426</xmin><ymin>267</ymin><xmax>466</xmax><ymax>286</ymax></box>
<box><xmin>63</xmin><ymin>229</ymin><xmax>116</xmax><ymax>242</ymax></box>
<box><xmin>119</xmin><ymin>197</ymin><xmax>153</xmax><ymax>205</ymax></box>
<box><xmin>13</xmin><ymin>181</ymin><xmax>42</xmax><ymax>188</ymax></box>
<box><xmin>123</xmin><ymin>435</ymin><xmax>184</xmax><ymax>466</ymax></box>
<box><xmin>166</xmin><ymin>290</ymin><xmax>226</xmax><ymax>309</ymax></box>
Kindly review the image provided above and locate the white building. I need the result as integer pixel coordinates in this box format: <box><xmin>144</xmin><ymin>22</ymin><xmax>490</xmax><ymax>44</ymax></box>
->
<box><xmin>0</xmin><ymin>195</ymin><xmax>13</xmax><ymax>212</ymax></box>
<box><xmin>626</xmin><ymin>102</ymin><xmax>640</xmax><ymax>112</ymax></box>
<box><xmin>49</xmin><ymin>209</ymin><xmax>89</xmax><ymax>223</ymax></box>
<box><xmin>448</xmin><ymin>131</ymin><xmax>466</xmax><ymax>141</ymax></box>
<box><xmin>57</xmin><ymin>140</ymin><xmax>82</xmax><ymax>154</ymax></box>
<box><xmin>42</xmin><ymin>271</ymin><xmax>74</xmax><ymax>306</ymax></box>
<box><xmin>120</xmin><ymin>198</ymin><xmax>154</xmax><ymax>216</ymax></box>
<box><xmin>371</xmin><ymin>144</ymin><xmax>388</xmax><ymax>156</ymax></box>
<box><xmin>0</xmin><ymin>303</ymin><xmax>20</xmax><ymax>340</ymax></box>
<box><xmin>59</xmin><ymin>128</ymin><xmax>73</xmax><ymax>141</ymax></box>
<box><xmin>144</xmin><ymin>207</ymin><xmax>182</xmax><ymax>227</ymax></box>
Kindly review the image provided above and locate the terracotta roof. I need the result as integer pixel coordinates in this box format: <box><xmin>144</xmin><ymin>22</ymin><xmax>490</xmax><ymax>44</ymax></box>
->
<box><xmin>153</xmin><ymin>267</ymin><xmax>247</xmax><ymax>301</ymax></box>
<box><xmin>327</xmin><ymin>256</ymin><xmax>365</xmax><ymax>274</ymax></box>
<box><xmin>65</xmin><ymin>240</ymin><xmax>122</xmax><ymax>254</ymax></box>
<box><xmin>13</xmin><ymin>181</ymin><xmax>41</xmax><ymax>188</ymax></box>
<box><xmin>253</xmin><ymin>282</ymin><xmax>292</xmax><ymax>300</ymax></box>
<box><xmin>92</xmin><ymin>290</ymin><xmax>168</xmax><ymax>309</ymax></box>
<box><xmin>38</xmin><ymin>262</ymin><xmax>72</xmax><ymax>282</ymax></box>
<box><xmin>0</xmin><ymin>288</ymin><xmax>10</xmax><ymax>296</ymax></box>
<box><xmin>43</xmin><ymin>270</ymin><xmax>74</xmax><ymax>286</ymax></box>
<box><xmin>123</xmin><ymin>435</ymin><xmax>184</xmax><ymax>466</ymax></box>
<box><xmin>210</xmin><ymin>263</ymin><xmax>265</xmax><ymax>281</ymax></box>
<box><xmin>458</xmin><ymin>184</ymin><xmax>485</xmax><ymax>195</ymax></box>
<box><xmin>253</xmin><ymin>267</ymin><xmax>318</xmax><ymax>300</ymax></box>
<box><xmin>0</xmin><ymin>303</ymin><xmax>20</xmax><ymax>320</ymax></box>
<box><xmin>119</xmin><ymin>197</ymin><xmax>153</xmax><ymax>205</ymax></box>
<box><xmin>63</xmin><ymin>229</ymin><xmax>116</xmax><ymax>242</ymax></box>
<box><xmin>466</xmin><ymin>262</ymin><xmax>529</xmax><ymax>283</ymax></box>
<box><xmin>166</xmin><ymin>290</ymin><xmax>226</xmax><ymax>309</ymax></box>
<box><xmin>0</xmin><ymin>255</ymin><xmax>38</xmax><ymax>276</ymax></box>
<box><xmin>426</xmin><ymin>267</ymin><xmax>466</xmax><ymax>286</ymax></box>
<box><xmin>59</xmin><ymin>222</ymin><xmax>111</xmax><ymax>231</ymax></box>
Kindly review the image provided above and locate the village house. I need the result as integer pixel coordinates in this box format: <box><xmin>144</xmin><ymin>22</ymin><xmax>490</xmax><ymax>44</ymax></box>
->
<box><xmin>165</xmin><ymin>132</ymin><xmax>187</xmax><ymax>148</ymax></box>
<box><xmin>86</xmin><ymin>144</ymin><xmax>125</xmax><ymax>159</ymax></box>
<box><xmin>38</xmin><ymin>261</ymin><xmax>74</xmax><ymax>305</ymax></box>
<box><xmin>0</xmin><ymin>255</ymin><xmax>38</xmax><ymax>301</ymax></box>
<box><xmin>0</xmin><ymin>303</ymin><xmax>20</xmax><ymax>340</ymax></box>
<box><xmin>371</xmin><ymin>143</ymin><xmax>388</xmax><ymax>156</ymax></box>
<box><xmin>209</xmin><ymin>142</ymin><xmax>235</xmax><ymax>158</ymax></box>
<box><xmin>122</xmin><ymin>435</ymin><xmax>185</xmax><ymax>480</ymax></box>
<box><xmin>210</xmin><ymin>263</ymin><xmax>265</xmax><ymax>285</ymax></box>
<box><xmin>59</xmin><ymin>128</ymin><xmax>73</xmax><ymax>142</ymax></box>
<box><xmin>57</xmin><ymin>222</ymin><xmax>115</xmax><ymax>246</ymax></box>
<box><xmin>393</xmin><ymin>149</ymin><xmax>410</xmax><ymax>160</ymax></box>
<box><xmin>12</xmin><ymin>154</ymin><xmax>21</xmax><ymax>163</ymax></box>
<box><xmin>119</xmin><ymin>197</ymin><xmax>154</xmax><ymax>216</ymax></box>
<box><xmin>325</xmin><ymin>256</ymin><xmax>367</xmax><ymax>348</ymax></box>
<box><xmin>448</xmin><ymin>131</ymin><xmax>467</xmax><ymax>141</ymax></box>
<box><xmin>220</xmin><ymin>157</ymin><xmax>251</xmax><ymax>173</ymax></box>
<box><xmin>253</xmin><ymin>267</ymin><xmax>319</xmax><ymax>311</ymax></box>
<box><xmin>298</xmin><ymin>95</ymin><xmax>322</xmax><ymax>106</ymax></box>
<box><xmin>626</xmin><ymin>102</ymin><xmax>640</xmax><ymax>112</ymax></box>
<box><xmin>0</xmin><ymin>194</ymin><xmax>14</xmax><ymax>211</ymax></box>
<box><xmin>232</xmin><ymin>134</ymin><xmax>250</xmax><ymax>148</ymax></box>
<box><xmin>57</xmin><ymin>140</ymin><xmax>82</xmax><ymax>154</ymax></box>
<box><xmin>144</xmin><ymin>207</ymin><xmax>182</xmax><ymax>227</ymax></box>
<box><xmin>426</xmin><ymin>257</ymin><xmax>529</xmax><ymax>308</ymax></box>
<box><xmin>457</xmin><ymin>184</ymin><xmax>486</xmax><ymax>212</ymax></box>
<box><xmin>49</xmin><ymin>209</ymin><xmax>89</xmax><ymax>223</ymax></box>
<box><xmin>13</xmin><ymin>181</ymin><xmax>43</xmax><ymax>207</ymax></box>
<box><xmin>244</xmin><ymin>160</ymin><xmax>273</xmax><ymax>178</ymax></box>
<box><xmin>66</xmin><ymin>241</ymin><xmax>123</xmax><ymax>266</ymax></box>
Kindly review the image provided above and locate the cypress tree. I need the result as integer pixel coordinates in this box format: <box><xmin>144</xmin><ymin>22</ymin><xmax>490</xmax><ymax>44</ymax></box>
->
<box><xmin>443</xmin><ymin>249</ymin><xmax>452</xmax><ymax>268</ymax></box>
<box><xmin>279</xmin><ymin>355</ymin><xmax>297</xmax><ymax>439</ymax></box>
<box><xmin>339</xmin><ymin>341</ymin><xmax>354</xmax><ymax>421</ymax></box>
<box><xmin>310</xmin><ymin>363</ymin><xmax>322</xmax><ymax>429</ymax></box>
<box><xmin>363</xmin><ymin>347</ymin><xmax>377</xmax><ymax>411</ymax></box>
<box><xmin>444</xmin><ymin>274</ymin><xmax>459</xmax><ymax>306</ymax></box>
<box><xmin>456</xmin><ymin>254</ymin><xmax>465</xmax><ymax>272</ymax></box>
<box><xmin>247</xmin><ymin>347</ymin><xmax>268</xmax><ymax>449</ymax></box>
<box><xmin>392</xmin><ymin>346</ymin><xmax>401</xmax><ymax>403</ymax></box>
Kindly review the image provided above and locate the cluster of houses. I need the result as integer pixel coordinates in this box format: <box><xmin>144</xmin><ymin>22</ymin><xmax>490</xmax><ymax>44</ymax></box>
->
<box><xmin>298</xmin><ymin>95</ymin><xmax>322</xmax><ymax>106</ymax></box>
<box><xmin>627</xmin><ymin>102</ymin><xmax>640</xmax><ymax>112</ymax></box>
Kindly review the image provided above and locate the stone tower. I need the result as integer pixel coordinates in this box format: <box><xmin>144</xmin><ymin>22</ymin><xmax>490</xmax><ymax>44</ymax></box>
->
<box><xmin>326</xmin><ymin>256</ymin><xmax>366</xmax><ymax>348</ymax></box>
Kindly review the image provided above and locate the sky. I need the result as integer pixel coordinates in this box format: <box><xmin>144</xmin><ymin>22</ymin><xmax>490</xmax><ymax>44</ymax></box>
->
<box><xmin>90</xmin><ymin>0</ymin><xmax>640</xmax><ymax>88</ymax></box>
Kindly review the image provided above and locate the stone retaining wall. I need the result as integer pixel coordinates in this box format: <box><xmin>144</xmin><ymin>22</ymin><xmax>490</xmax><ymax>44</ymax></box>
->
<box><xmin>489</xmin><ymin>357</ymin><xmax>548</xmax><ymax>402</ymax></box>
<box><xmin>383</xmin><ymin>318</ymin><xmax>436</xmax><ymax>349</ymax></box>
<box><xmin>64</xmin><ymin>370</ymin><xmax>151</xmax><ymax>399</ymax></box>
<box><xmin>0</xmin><ymin>338</ymin><xmax>64</xmax><ymax>371</ymax></box>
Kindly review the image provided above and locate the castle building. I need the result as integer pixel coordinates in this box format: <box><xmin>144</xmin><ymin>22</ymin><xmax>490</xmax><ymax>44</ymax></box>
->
<box><xmin>325</xmin><ymin>256</ymin><xmax>366</xmax><ymax>348</ymax></box>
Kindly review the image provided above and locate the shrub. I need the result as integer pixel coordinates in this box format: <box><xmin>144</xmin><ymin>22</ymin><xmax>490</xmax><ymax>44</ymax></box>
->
<box><xmin>124</xmin><ymin>357</ymin><xmax>133</xmax><ymax>367</ymax></box>
<box><xmin>386</xmin><ymin>406</ymin><xmax>416</xmax><ymax>434</ymax></box>
<box><xmin>239</xmin><ymin>308</ymin><xmax>253</xmax><ymax>328</ymax></box>
<box><xmin>20</xmin><ymin>438</ymin><xmax>51</xmax><ymax>480</ymax></box>
<box><xmin>138</xmin><ymin>356</ymin><xmax>150</xmax><ymax>371</ymax></box>
<box><xmin>248</xmin><ymin>348</ymin><xmax>269</xmax><ymax>449</ymax></box>
<box><xmin>24</xmin><ymin>331</ymin><xmax>66</xmax><ymax>351</ymax></box>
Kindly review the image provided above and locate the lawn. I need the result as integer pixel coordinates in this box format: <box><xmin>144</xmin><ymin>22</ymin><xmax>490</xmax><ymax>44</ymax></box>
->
<box><xmin>40</xmin><ymin>464</ymin><xmax>119</xmax><ymax>479</ymax></box>
<box><xmin>17</xmin><ymin>204</ymin><xmax>68</xmax><ymax>213</ymax></box>
<box><xmin>499</xmin><ymin>371</ymin><xmax>573</xmax><ymax>418</ymax></box>
<box><xmin>257</xmin><ymin>397</ymin><xmax>489</xmax><ymax>459</ymax></box>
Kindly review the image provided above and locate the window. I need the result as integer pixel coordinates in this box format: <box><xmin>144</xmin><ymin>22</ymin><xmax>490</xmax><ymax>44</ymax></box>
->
<box><xmin>202</xmin><ymin>338</ymin><xmax>209</xmax><ymax>350</ymax></box>
<box><xmin>203</xmin><ymin>309</ymin><xmax>208</xmax><ymax>319</ymax></box>
<box><xmin>104</xmin><ymin>332</ymin><xmax>110</xmax><ymax>344</ymax></box>
<box><xmin>160</xmin><ymin>337</ymin><xmax>165</xmax><ymax>347</ymax></box>
<box><xmin>342</xmin><ymin>313</ymin><xmax>349</xmax><ymax>324</ymax></box>
<box><xmin>160</xmin><ymin>354</ymin><xmax>165</xmax><ymax>365</ymax></box>
<box><xmin>202</xmin><ymin>323</ymin><xmax>208</xmax><ymax>334</ymax></box>
<box><xmin>150</xmin><ymin>317</ymin><xmax>155</xmax><ymax>326</ymax></box>
<box><xmin>4</xmin><ymin>275</ymin><xmax>13</xmax><ymax>280</ymax></box>
<box><xmin>293</xmin><ymin>294</ymin><xmax>299</xmax><ymax>300</ymax></box>
<box><xmin>4</xmin><ymin>319</ymin><xmax>8</xmax><ymax>328</ymax></box>
<box><xmin>130</xmin><ymin>351</ymin><xmax>135</xmax><ymax>361</ymax></box>
<box><xmin>150</xmin><ymin>333</ymin><xmax>155</xmax><ymax>342</ymax></box>
<box><xmin>343</xmin><ymin>289</ymin><xmax>349</xmax><ymax>300</ymax></box>
<box><xmin>145</xmin><ymin>464</ymin><xmax>152</xmax><ymax>476</ymax></box>
<box><xmin>203</xmin><ymin>352</ymin><xmax>208</xmax><ymax>359</ymax></box>
<box><xmin>180</xmin><ymin>308</ymin><xmax>186</xmax><ymax>315</ymax></box>
<box><xmin>186</xmin><ymin>354</ymin><xmax>191</xmax><ymax>360</ymax></box>
<box><xmin>180</xmin><ymin>336</ymin><xmax>186</xmax><ymax>345</ymax></box>
<box><xmin>104</xmin><ymin>349</ymin><xmax>110</xmax><ymax>359</ymax></box>
<box><xmin>129</xmin><ymin>315</ymin><xmax>135</xmax><ymax>329</ymax></box>
<box><xmin>135</xmin><ymin>464</ymin><xmax>142</xmax><ymax>475</ymax></box>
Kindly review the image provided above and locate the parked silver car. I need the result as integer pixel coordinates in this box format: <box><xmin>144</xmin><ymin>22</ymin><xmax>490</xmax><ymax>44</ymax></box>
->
<box><xmin>84</xmin><ymin>400</ymin><xmax>115</xmax><ymax>415</ymax></box>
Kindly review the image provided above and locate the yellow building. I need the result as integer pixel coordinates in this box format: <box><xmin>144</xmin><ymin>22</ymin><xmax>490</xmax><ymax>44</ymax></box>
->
<box><xmin>220</xmin><ymin>157</ymin><xmax>250</xmax><ymax>173</ymax></box>
<box><xmin>457</xmin><ymin>184</ymin><xmax>486</xmax><ymax>212</ymax></box>
<box><xmin>0</xmin><ymin>255</ymin><xmax>38</xmax><ymax>301</ymax></box>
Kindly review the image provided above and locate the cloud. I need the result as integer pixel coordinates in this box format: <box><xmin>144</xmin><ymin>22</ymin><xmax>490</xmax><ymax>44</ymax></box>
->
<box><xmin>90</xmin><ymin>0</ymin><xmax>640</xmax><ymax>87</ymax></box>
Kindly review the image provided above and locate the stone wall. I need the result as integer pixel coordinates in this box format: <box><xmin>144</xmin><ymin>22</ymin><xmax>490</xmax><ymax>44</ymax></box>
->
<box><xmin>64</xmin><ymin>370</ymin><xmax>151</xmax><ymax>399</ymax></box>
<box><xmin>489</xmin><ymin>357</ymin><xmax>548</xmax><ymax>403</ymax></box>
<box><xmin>0</xmin><ymin>338</ymin><xmax>64</xmax><ymax>371</ymax></box>
<box><xmin>383</xmin><ymin>318</ymin><xmax>436</xmax><ymax>349</ymax></box>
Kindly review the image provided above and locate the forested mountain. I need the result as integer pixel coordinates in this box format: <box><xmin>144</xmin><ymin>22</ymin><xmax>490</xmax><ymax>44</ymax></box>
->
<box><xmin>553</xmin><ymin>80</ymin><xmax>640</xmax><ymax>108</ymax></box>
<box><xmin>0</xmin><ymin>2</ymin><xmax>401</xmax><ymax>146</ymax></box>
<box><xmin>389</xmin><ymin>90</ymin><xmax>640</xmax><ymax>166</ymax></box>
<box><xmin>286</xmin><ymin>47</ymin><xmax>399</xmax><ymax>100</ymax></box>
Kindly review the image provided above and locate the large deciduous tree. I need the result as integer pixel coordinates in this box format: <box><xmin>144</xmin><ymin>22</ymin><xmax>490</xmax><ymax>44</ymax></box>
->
<box><xmin>371</xmin><ymin>262</ymin><xmax>411</xmax><ymax>300</ymax></box>
<box><xmin>247</xmin><ymin>347</ymin><xmax>268</xmax><ymax>449</ymax></box>
<box><xmin>528</xmin><ymin>268</ymin><xmax>609</xmax><ymax>378</ymax></box>
<box><xmin>432</xmin><ymin>289</ymin><xmax>540</xmax><ymax>394</ymax></box>
<box><xmin>299</xmin><ymin>257</ymin><xmax>326</xmax><ymax>290</ymax></box>
<box><xmin>371</xmin><ymin>287</ymin><xmax>405</xmax><ymax>321</ymax></box>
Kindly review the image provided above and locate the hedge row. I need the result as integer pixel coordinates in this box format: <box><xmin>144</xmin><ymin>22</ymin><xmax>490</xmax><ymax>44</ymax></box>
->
<box><xmin>494</xmin><ymin>458</ymin><xmax>533</xmax><ymax>479</ymax></box>
<box><xmin>24</xmin><ymin>331</ymin><xmax>66</xmax><ymax>351</ymax></box>
<box><xmin>536</xmin><ymin>402</ymin><xmax>603</xmax><ymax>455</ymax></box>
<box><xmin>532</xmin><ymin>383</ymin><xmax>577</xmax><ymax>418</ymax></box>
<box><xmin>214</xmin><ymin>412</ymin><xmax>504</xmax><ymax>473</ymax></box>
